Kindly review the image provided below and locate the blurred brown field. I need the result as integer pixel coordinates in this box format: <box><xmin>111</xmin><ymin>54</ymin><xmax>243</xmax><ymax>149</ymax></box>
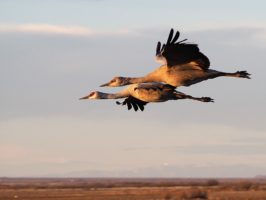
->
<box><xmin>1</xmin><ymin>178</ymin><xmax>266</xmax><ymax>200</ymax></box>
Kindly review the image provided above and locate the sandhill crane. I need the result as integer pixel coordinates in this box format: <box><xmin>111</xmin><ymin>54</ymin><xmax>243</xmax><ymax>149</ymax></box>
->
<box><xmin>80</xmin><ymin>82</ymin><xmax>213</xmax><ymax>111</ymax></box>
<box><xmin>100</xmin><ymin>29</ymin><xmax>250</xmax><ymax>87</ymax></box>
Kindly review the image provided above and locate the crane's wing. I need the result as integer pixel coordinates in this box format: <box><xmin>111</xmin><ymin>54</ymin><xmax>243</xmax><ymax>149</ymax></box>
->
<box><xmin>134</xmin><ymin>82</ymin><xmax>176</xmax><ymax>91</ymax></box>
<box><xmin>116</xmin><ymin>96</ymin><xmax>148</xmax><ymax>112</ymax></box>
<box><xmin>134</xmin><ymin>83</ymin><xmax>176</xmax><ymax>94</ymax></box>
<box><xmin>133</xmin><ymin>83</ymin><xmax>176</xmax><ymax>103</ymax></box>
<box><xmin>155</xmin><ymin>29</ymin><xmax>210</xmax><ymax>70</ymax></box>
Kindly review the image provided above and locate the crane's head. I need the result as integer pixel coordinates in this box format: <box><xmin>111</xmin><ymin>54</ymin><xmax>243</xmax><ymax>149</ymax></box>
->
<box><xmin>100</xmin><ymin>76</ymin><xmax>129</xmax><ymax>87</ymax></box>
<box><xmin>79</xmin><ymin>91</ymin><xmax>101</xmax><ymax>100</ymax></box>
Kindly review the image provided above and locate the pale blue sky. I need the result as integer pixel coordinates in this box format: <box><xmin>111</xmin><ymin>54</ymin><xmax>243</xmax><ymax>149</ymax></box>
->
<box><xmin>0</xmin><ymin>0</ymin><xmax>266</xmax><ymax>177</ymax></box>
<box><xmin>1</xmin><ymin>0</ymin><xmax>266</xmax><ymax>29</ymax></box>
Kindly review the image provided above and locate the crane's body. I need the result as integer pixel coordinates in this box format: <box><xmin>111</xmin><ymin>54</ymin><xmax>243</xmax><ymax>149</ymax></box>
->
<box><xmin>126</xmin><ymin>83</ymin><xmax>181</xmax><ymax>102</ymax></box>
<box><xmin>80</xmin><ymin>28</ymin><xmax>250</xmax><ymax>111</ymax></box>
<box><xmin>80</xmin><ymin>82</ymin><xmax>213</xmax><ymax>111</ymax></box>
<box><xmin>100</xmin><ymin>29</ymin><xmax>250</xmax><ymax>88</ymax></box>
<box><xmin>125</xmin><ymin>64</ymin><xmax>239</xmax><ymax>87</ymax></box>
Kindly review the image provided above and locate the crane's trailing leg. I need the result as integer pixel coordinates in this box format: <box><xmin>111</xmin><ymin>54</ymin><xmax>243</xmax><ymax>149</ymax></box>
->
<box><xmin>224</xmin><ymin>71</ymin><xmax>251</xmax><ymax>79</ymax></box>
<box><xmin>174</xmin><ymin>92</ymin><xmax>214</xmax><ymax>103</ymax></box>
<box><xmin>188</xmin><ymin>96</ymin><xmax>214</xmax><ymax>103</ymax></box>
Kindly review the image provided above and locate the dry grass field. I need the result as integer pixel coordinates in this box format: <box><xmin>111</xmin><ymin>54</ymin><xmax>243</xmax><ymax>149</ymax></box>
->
<box><xmin>1</xmin><ymin>178</ymin><xmax>266</xmax><ymax>200</ymax></box>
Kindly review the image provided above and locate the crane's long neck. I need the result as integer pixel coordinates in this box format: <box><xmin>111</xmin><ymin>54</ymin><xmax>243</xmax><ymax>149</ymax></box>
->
<box><xmin>99</xmin><ymin>90</ymin><xmax>129</xmax><ymax>99</ymax></box>
<box><xmin>126</xmin><ymin>73</ymin><xmax>160</xmax><ymax>84</ymax></box>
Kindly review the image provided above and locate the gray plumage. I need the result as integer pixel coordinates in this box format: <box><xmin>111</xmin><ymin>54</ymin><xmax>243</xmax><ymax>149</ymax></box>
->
<box><xmin>80</xmin><ymin>82</ymin><xmax>213</xmax><ymax>111</ymax></box>
<box><xmin>100</xmin><ymin>29</ymin><xmax>250</xmax><ymax>88</ymax></box>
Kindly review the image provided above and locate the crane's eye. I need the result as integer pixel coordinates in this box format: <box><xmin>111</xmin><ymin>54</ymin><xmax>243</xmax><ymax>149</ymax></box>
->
<box><xmin>110</xmin><ymin>79</ymin><xmax>116</xmax><ymax>83</ymax></box>
<box><xmin>89</xmin><ymin>92</ymin><xmax>95</xmax><ymax>97</ymax></box>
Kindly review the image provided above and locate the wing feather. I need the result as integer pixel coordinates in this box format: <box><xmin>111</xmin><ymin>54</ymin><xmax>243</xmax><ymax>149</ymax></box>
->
<box><xmin>131</xmin><ymin>102</ymin><xmax>139</xmax><ymax>111</ymax></box>
<box><xmin>166</xmin><ymin>28</ymin><xmax>174</xmax><ymax>45</ymax></box>
<box><xmin>116</xmin><ymin>96</ymin><xmax>148</xmax><ymax>112</ymax></box>
<box><xmin>156</xmin><ymin>42</ymin><xmax>161</xmax><ymax>55</ymax></box>
<box><xmin>171</xmin><ymin>30</ymin><xmax>180</xmax><ymax>44</ymax></box>
<box><xmin>155</xmin><ymin>29</ymin><xmax>210</xmax><ymax>70</ymax></box>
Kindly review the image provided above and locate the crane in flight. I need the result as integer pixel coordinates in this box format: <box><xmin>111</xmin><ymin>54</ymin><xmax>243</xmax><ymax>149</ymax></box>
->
<box><xmin>80</xmin><ymin>82</ymin><xmax>213</xmax><ymax>111</ymax></box>
<box><xmin>100</xmin><ymin>29</ymin><xmax>250</xmax><ymax>88</ymax></box>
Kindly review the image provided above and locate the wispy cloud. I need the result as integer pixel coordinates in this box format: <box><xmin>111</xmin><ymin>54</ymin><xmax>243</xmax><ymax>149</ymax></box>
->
<box><xmin>184</xmin><ymin>22</ymin><xmax>266</xmax><ymax>32</ymax></box>
<box><xmin>0</xmin><ymin>23</ymin><xmax>139</xmax><ymax>37</ymax></box>
<box><xmin>1</xmin><ymin>23</ymin><xmax>266</xmax><ymax>44</ymax></box>
<box><xmin>0</xmin><ymin>24</ymin><xmax>95</xmax><ymax>36</ymax></box>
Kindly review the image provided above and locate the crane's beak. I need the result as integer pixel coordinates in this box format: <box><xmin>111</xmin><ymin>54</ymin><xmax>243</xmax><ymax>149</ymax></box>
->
<box><xmin>100</xmin><ymin>82</ymin><xmax>110</xmax><ymax>87</ymax></box>
<box><xmin>79</xmin><ymin>95</ymin><xmax>89</xmax><ymax>100</ymax></box>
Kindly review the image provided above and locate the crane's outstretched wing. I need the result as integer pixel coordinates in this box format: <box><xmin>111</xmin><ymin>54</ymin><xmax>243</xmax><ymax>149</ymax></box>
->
<box><xmin>155</xmin><ymin>29</ymin><xmax>210</xmax><ymax>70</ymax></box>
<box><xmin>116</xmin><ymin>96</ymin><xmax>148</xmax><ymax>111</ymax></box>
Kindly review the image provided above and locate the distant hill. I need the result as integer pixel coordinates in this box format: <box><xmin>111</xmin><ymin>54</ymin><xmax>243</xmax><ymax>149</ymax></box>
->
<box><xmin>255</xmin><ymin>175</ymin><xmax>266</xmax><ymax>179</ymax></box>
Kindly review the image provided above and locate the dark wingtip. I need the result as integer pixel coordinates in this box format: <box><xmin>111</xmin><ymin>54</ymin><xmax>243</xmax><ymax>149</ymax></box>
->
<box><xmin>116</xmin><ymin>96</ymin><xmax>147</xmax><ymax>112</ymax></box>
<box><xmin>116</xmin><ymin>101</ymin><xmax>121</xmax><ymax>105</ymax></box>
<box><xmin>127</xmin><ymin>102</ymin><xmax>132</xmax><ymax>110</ymax></box>
<box><xmin>139</xmin><ymin>105</ymin><xmax>145</xmax><ymax>111</ymax></box>
<box><xmin>156</xmin><ymin>41</ymin><xmax>161</xmax><ymax>55</ymax></box>
<box><xmin>177</xmin><ymin>38</ymin><xmax>188</xmax><ymax>44</ymax></box>
<box><xmin>171</xmin><ymin>30</ymin><xmax>180</xmax><ymax>44</ymax></box>
<box><xmin>166</xmin><ymin>28</ymin><xmax>174</xmax><ymax>45</ymax></box>
<box><xmin>132</xmin><ymin>103</ymin><xmax>139</xmax><ymax>111</ymax></box>
<box><xmin>161</xmin><ymin>44</ymin><xmax>166</xmax><ymax>52</ymax></box>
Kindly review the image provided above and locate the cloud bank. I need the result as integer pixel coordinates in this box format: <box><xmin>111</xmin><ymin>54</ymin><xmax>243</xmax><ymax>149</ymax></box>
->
<box><xmin>0</xmin><ymin>23</ymin><xmax>139</xmax><ymax>37</ymax></box>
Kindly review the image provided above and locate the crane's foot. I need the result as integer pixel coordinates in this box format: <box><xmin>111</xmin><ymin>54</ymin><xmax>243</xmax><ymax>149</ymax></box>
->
<box><xmin>199</xmin><ymin>97</ymin><xmax>214</xmax><ymax>103</ymax></box>
<box><xmin>235</xmin><ymin>71</ymin><xmax>251</xmax><ymax>79</ymax></box>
